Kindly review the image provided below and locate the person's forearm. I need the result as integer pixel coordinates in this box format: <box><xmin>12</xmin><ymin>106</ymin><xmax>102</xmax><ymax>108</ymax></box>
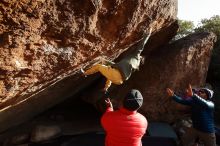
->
<box><xmin>102</xmin><ymin>58</ymin><xmax>115</xmax><ymax>65</ymax></box>
<box><xmin>172</xmin><ymin>95</ymin><xmax>191</xmax><ymax>105</ymax></box>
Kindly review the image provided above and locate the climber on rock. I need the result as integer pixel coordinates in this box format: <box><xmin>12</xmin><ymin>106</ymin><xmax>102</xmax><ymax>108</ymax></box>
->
<box><xmin>81</xmin><ymin>28</ymin><xmax>152</xmax><ymax>92</ymax></box>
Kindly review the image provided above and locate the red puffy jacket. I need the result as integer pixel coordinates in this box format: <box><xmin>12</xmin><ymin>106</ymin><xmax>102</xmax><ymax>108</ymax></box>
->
<box><xmin>101</xmin><ymin>107</ymin><xmax>148</xmax><ymax>146</ymax></box>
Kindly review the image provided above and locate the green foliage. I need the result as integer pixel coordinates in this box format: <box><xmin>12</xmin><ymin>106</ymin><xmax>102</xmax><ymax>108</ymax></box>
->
<box><xmin>175</xmin><ymin>20</ymin><xmax>195</xmax><ymax>39</ymax></box>
<box><xmin>195</xmin><ymin>15</ymin><xmax>220</xmax><ymax>40</ymax></box>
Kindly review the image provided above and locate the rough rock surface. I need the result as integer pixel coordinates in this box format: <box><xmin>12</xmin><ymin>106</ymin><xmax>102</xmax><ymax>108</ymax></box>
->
<box><xmin>133</xmin><ymin>32</ymin><xmax>216</xmax><ymax>122</ymax></box>
<box><xmin>30</xmin><ymin>125</ymin><xmax>61</xmax><ymax>142</ymax></box>
<box><xmin>0</xmin><ymin>0</ymin><xmax>177</xmax><ymax>132</ymax></box>
<box><xmin>82</xmin><ymin>32</ymin><xmax>217</xmax><ymax>122</ymax></box>
<box><xmin>0</xmin><ymin>0</ymin><xmax>177</xmax><ymax>107</ymax></box>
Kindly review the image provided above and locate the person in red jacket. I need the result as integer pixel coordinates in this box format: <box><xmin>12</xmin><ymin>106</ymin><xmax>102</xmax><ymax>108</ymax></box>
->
<box><xmin>101</xmin><ymin>89</ymin><xmax>148</xmax><ymax>146</ymax></box>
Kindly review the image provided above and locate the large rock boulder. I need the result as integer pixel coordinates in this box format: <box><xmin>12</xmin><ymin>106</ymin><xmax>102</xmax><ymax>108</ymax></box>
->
<box><xmin>82</xmin><ymin>32</ymin><xmax>217</xmax><ymax>122</ymax></box>
<box><xmin>128</xmin><ymin>32</ymin><xmax>217</xmax><ymax>122</ymax></box>
<box><xmin>0</xmin><ymin>0</ymin><xmax>177</xmax><ymax>132</ymax></box>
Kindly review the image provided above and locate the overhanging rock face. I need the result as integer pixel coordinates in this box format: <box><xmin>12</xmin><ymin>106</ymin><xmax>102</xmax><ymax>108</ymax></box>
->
<box><xmin>0</xmin><ymin>0</ymin><xmax>177</xmax><ymax>132</ymax></box>
<box><xmin>110</xmin><ymin>32</ymin><xmax>217</xmax><ymax>122</ymax></box>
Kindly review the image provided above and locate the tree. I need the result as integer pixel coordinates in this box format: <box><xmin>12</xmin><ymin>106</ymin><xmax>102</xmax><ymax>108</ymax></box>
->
<box><xmin>195</xmin><ymin>15</ymin><xmax>220</xmax><ymax>40</ymax></box>
<box><xmin>175</xmin><ymin>20</ymin><xmax>195</xmax><ymax>40</ymax></box>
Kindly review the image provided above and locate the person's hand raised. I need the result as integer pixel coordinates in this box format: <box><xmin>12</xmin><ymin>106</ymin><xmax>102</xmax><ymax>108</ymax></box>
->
<box><xmin>166</xmin><ymin>88</ymin><xmax>174</xmax><ymax>97</ymax></box>
<box><xmin>186</xmin><ymin>84</ymin><xmax>193</xmax><ymax>97</ymax></box>
<box><xmin>104</xmin><ymin>98</ymin><xmax>113</xmax><ymax>109</ymax></box>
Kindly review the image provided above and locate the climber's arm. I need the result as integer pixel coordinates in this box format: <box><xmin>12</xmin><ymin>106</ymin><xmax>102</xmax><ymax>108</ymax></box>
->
<box><xmin>101</xmin><ymin>58</ymin><xmax>115</xmax><ymax>66</ymax></box>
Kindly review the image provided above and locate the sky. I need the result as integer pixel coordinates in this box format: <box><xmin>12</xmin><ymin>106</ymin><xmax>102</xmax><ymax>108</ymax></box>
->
<box><xmin>178</xmin><ymin>0</ymin><xmax>220</xmax><ymax>25</ymax></box>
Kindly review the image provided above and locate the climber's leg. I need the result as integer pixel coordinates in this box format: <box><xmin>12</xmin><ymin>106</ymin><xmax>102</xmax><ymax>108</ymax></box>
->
<box><xmin>98</xmin><ymin>66</ymin><xmax>123</xmax><ymax>85</ymax></box>
<box><xmin>84</xmin><ymin>64</ymin><xmax>123</xmax><ymax>86</ymax></box>
<box><xmin>83</xmin><ymin>64</ymin><xmax>104</xmax><ymax>75</ymax></box>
